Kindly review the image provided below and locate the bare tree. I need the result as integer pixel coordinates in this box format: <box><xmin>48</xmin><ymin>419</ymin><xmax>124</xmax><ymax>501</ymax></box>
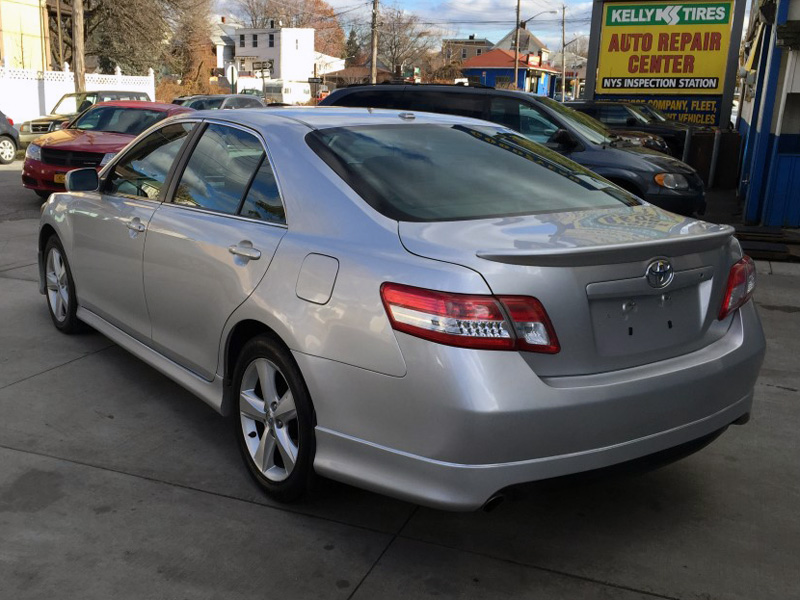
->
<box><xmin>169</xmin><ymin>0</ymin><xmax>216</xmax><ymax>92</ymax></box>
<box><xmin>375</xmin><ymin>7</ymin><xmax>437</xmax><ymax>72</ymax></box>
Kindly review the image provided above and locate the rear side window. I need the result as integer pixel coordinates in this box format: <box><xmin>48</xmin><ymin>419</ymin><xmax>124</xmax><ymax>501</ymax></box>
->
<box><xmin>172</xmin><ymin>123</ymin><xmax>285</xmax><ymax>223</ymax></box>
<box><xmin>333</xmin><ymin>90</ymin><xmax>409</xmax><ymax>110</ymax></box>
<box><xmin>406</xmin><ymin>91</ymin><xmax>486</xmax><ymax>119</ymax></box>
<box><xmin>307</xmin><ymin>124</ymin><xmax>639</xmax><ymax>222</ymax></box>
<box><xmin>489</xmin><ymin>97</ymin><xmax>561</xmax><ymax>144</ymax></box>
<box><xmin>107</xmin><ymin>122</ymin><xmax>195</xmax><ymax>200</ymax></box>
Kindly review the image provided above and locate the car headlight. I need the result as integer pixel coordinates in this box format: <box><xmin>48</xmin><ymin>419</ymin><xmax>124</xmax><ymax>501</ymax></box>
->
<box><xmin>21</xmin><ymin>123</ymin><xmax>29</xmax><ymax>132</ymax></box>
<box><xmin>26</xmin><ymin>144</ymin><xmax>41</xmax><ymax>161</ymax></box>
<box><xmin>99</xmin><ymin>153</ymin><xmax>116</xmax><ymax>167</ymax></box>
<box><xmin>654</xmin><ymin>173</ymin><xmax>689</xmax><ymax>190</ymax></box>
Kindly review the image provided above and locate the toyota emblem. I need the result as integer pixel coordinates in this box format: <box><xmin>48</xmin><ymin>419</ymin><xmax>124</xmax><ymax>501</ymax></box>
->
<box><xmin>646</xmin><ymin>259</ymin><xmax>674</xmax><ymax>289</ymax></box>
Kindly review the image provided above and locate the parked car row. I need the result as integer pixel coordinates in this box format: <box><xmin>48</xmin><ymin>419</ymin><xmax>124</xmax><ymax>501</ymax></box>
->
<box><xmin>38</xmin><ymin>105</ymin><xmax>765</xmax><ymax>510</ymax></box>
<box><xmin>320</xmin><ymin>85</ymin><xmax>706</xmax><ymax>216</ymax></box>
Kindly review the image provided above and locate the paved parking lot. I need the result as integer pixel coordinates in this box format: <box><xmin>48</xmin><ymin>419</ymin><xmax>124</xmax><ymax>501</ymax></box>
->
<box><xmin>1</xmin><ymin>160</ymin><xmax>799</xmax><ymax>600</ymax></box>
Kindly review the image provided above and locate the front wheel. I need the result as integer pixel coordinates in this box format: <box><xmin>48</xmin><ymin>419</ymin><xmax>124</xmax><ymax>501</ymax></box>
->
<box><xmin>44</xmin><ymin>236</ymin><xmax>82</xmax><ymax>333</ymax></box>
<box><xmin>232</xmin><ymin>335</ymin><xmax>316</xmax><ymax>503</ymax></box>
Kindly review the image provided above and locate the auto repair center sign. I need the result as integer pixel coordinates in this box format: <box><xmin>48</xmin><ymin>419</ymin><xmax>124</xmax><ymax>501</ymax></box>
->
<box><xmin>595</xmin><ymin>1</ymin><xmax>733</xmax><ymax>125</ymax></box>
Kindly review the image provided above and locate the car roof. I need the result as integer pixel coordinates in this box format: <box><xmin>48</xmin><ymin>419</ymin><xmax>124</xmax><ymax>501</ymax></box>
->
<box><xmin>93</xmin><ymin>101</ymin><xmax>193</xmax><ymax>114</ymax></box>
<box><xmin>185</xmin><ymin>106</ymin><xmax>504</xmax><ymax>130</ymax></box>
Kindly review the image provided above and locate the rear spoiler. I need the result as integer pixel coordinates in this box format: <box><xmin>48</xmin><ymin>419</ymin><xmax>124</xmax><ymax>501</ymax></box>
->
<box><xmin>476</xmin><ymin>225</ymin><xmax>735</xmax><ymax>267</ymax></box>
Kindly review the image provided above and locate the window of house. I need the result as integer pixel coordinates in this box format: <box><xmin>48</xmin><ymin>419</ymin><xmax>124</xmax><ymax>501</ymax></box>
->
<box><xmin>296</xmin><ymin>39</ymin><xmax>299</xmax><ymax>50</ymax></box>
<box><xmin>239</xmin><ymin>34</ymin><xmax>244</xmax><ymax>48</ymax></box>
<box><xmin>461</xmin><ymin>48</ymin><xmax>467</xmax><ymax>59</ymax></box>
<box><xmin>269</xmin><ymin>33</ymin><xmax>274</xmax><ymax>48</ymax></box>
<box><xmin>252</xmin><ymin>34</ymin><xmax>258</xmax><ymax>48</ymax></box>
<box><xmin>269</xmin><ymin>19</ymin><xmax>275</xmax><ymax>28</ymax></box>
<box><xmin>476</xmin><ymin>48</ymin><xmax>482</xmax><ymax>56</ymax></box>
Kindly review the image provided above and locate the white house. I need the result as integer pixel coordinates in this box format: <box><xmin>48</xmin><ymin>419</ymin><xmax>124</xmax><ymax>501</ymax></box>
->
<box><xmin>314</xmin><ymin>52</ymin><xmax>345</xmax><ymax>76</ymax></box>
<box><xmin>234</xmin><ymin>26</ymin><xmax>315</xmax><ymax>103</ymax></box>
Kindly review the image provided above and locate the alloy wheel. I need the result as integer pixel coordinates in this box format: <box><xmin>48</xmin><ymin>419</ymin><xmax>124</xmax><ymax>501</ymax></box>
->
<box><xmin>239</xmin><ymin>357</ymin><xmax>299</xmax><ymax>482</ymax></box>
<box><xmin>0</xmin><ymin>138</ymin><xmax>14</xmax><ymax>163</ymax></box>
<box><xmin>45</xmin><ymin>247</ymin><xmax>69</xmax><ymax>323</ymax></box>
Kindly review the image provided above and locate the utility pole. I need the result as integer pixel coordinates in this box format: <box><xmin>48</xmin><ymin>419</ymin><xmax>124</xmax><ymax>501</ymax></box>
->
<box><xmin>513</xmin><ymin>0</ymin><xmax>521</xmax><ymax>90</ymax></box>
<box><xmin>73</xmin><ymin>0</ymin><xmax>86</xmax><ymax>92</ymax></box>
<box><xmin>370</xmin><ymin>0</ymin><xmax>379</xmax><ymax>84</ymax></box>
<box><xmin>561</xmin><ymin>4</ymin><xmax>566</xmax><ymax>101</ymax></box>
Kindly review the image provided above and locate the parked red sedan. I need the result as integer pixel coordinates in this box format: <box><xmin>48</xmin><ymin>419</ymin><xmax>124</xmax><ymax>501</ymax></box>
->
<box><xmin>22</xmin><ymin>101</ymin><xmax>192</xmax><ymax>197</ymax></box>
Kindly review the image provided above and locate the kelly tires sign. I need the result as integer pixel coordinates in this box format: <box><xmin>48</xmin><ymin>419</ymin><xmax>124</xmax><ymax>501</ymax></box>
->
<box><xmin>596</xmin><ymin>1</ymin><xmax>733</xmax><ymax>96</ymax></box>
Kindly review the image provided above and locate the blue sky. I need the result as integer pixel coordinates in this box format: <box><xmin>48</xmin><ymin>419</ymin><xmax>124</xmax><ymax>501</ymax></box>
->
<box><xmin>326</xmin><ymin>0</ymin><xmax>594</xmax><ymax>51</ymax></box>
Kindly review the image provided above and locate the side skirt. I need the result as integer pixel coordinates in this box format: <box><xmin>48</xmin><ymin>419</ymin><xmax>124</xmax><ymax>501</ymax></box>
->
<box><xmin>77</xmin><ymin>307</ymin><xmax>225</xmax><ymax>414</ymax></box>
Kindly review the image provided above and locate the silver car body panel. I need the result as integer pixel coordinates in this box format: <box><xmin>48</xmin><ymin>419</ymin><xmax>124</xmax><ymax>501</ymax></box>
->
<box><xmin>38</xmin><ymin>107</ymin><xmax>766</xmax><ymax>510</ymax></box>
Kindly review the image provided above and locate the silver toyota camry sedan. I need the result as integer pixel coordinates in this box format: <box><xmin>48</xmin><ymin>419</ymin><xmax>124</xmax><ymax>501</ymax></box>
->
<box><xmin>38</xmin><ymin>107</ymin><xmax>765</xmax><ymax>510</ymax></box>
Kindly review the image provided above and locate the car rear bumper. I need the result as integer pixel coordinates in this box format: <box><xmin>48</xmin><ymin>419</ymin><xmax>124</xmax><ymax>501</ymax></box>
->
<box><xmin>299</xmin><ymin>301</ymin><xmax>765</xmax><ymax>510</ymax></box>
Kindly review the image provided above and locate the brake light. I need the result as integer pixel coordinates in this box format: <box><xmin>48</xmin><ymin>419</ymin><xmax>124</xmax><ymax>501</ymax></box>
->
<box><xmin>380</xmin><ymin>283</ymin><xmax>559</xmax><ymax>353</ymax></box>
<box><xmin>6</xmin><ymin>118</ymin><xmax>12</xmax><ymax>126</ymax></box>
<box><xmin>718</xmin><ymin>256</ymin><xmax>756</xmax><ymax>320</ymax></box>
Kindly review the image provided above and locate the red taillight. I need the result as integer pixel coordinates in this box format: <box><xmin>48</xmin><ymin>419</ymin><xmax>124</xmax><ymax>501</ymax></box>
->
<box><xmin>380</xmin><ymin>283</ymin><xmax>559</xmax><ymax>353</ymax></box>
<box><xmin>719</xmin><ymin>256</ymin><xmax>756</xmax><ymax>320</ymax></box>
<box><xmin>6</xmin><ymin>118</ymin><xmax>13</xmax><ymax>126</ymax></box>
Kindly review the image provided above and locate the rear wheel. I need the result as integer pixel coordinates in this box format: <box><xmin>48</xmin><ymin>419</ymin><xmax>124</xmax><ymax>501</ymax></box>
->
<box><xmin>232</xmin><ymin>335</ymin><xmax>316</xmax><ymax>502</ymax></box>
<box><xmin>44</xmin><ymin>236</ymin><xmax>82</xmax><ymax>333</ymax></box>
<box><xmin>0</xmin><ymin>135</ymin><xmax>16</xmax><ymax>165</ymax></box>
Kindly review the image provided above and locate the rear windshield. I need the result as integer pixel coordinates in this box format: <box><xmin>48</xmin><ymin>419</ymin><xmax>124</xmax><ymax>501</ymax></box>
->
<box><xmin>307</xmin><ymin>124</ymin><xmax>640</xmax><ymax>222</ymax></box>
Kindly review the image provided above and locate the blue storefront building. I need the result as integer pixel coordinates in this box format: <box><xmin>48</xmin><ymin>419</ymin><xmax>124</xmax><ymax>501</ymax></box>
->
<box><xmin>461</xmin><ymin>48</ymin><xmax>557</xmax><ymax>95</ymax></box>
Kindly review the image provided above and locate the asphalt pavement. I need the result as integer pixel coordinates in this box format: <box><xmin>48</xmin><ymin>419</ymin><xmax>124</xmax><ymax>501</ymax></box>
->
<box><xmin>1</xmin><ymin>159</ymin><xmax>799</xmax><ymax>600</ymax></box>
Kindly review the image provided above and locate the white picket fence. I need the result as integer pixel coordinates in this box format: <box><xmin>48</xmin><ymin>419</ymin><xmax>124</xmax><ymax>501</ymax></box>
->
<box><xmin>0</xmin><ymin>66</ymin><xmax>156</xmax><ymax>124</ymax></box>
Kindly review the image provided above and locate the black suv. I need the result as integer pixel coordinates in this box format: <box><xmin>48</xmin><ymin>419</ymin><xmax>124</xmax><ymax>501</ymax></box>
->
<box><xmin>321</xmin><ymin>85</ymin><xmax>705</xmax><ymax>216</ymax></box>
<box><xmin>566</xmin><ymin>101</ymin><xmax>691</xmax><ymax>158</ymax></box>
<box><xmin>0</xmin><ymin>109</ymin><xmax>19</xmax><ymax>164</ymax></box>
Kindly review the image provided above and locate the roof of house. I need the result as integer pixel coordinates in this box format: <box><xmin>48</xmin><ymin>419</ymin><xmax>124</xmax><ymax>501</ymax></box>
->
<box><xmin>460</xmin><ymin>48</ymin><xmax>556</xmax><ymax>70</ymax></box>
<box><xmin>494</xmin><ymin>27</ymin><xmax>550</xmax><ymax>53</ymax></box>
<box><xmin>443</xmin><ymin>38</ymin><xmax>494</xmax><ymax>45</ymax></box>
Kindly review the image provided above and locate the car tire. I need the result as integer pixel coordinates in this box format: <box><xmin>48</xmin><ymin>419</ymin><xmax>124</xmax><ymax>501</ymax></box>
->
<box><xmin>232</xmin><ymin>335</ymin><xmax>316</xmax><ymax>503</ymax></box>
<box><xmin>0</xmin><ymin>135</ymin><xmax>16</xmax><ymax>165</ymax></box>
<box><xmin>35</xmin><ymin>190</ymin><xmax>51</xmax><ymax>199</ymax></box>
<box><xmin>43</xmin><ymin>236</ymin><xmax>83</xmax><ymax>334</ymax></box>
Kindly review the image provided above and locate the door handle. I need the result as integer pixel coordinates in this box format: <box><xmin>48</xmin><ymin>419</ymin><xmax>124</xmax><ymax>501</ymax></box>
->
<box><xmin>228</xmin><ymin>244</ymin><xmax>262</xmax><ymax>261</ymax></box>
<box><xmin>126</xmin><ymin>220</ymin><xmax>146</xmax><ymax>233</ymax></box>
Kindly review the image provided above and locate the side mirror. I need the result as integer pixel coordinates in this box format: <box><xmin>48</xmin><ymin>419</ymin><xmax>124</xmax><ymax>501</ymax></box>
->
<box><xmin>65</xmin><ymin>168</ymin><xmax>99</xmax><ymax>192</ymax></box>
<box><xmin>626</xmin><ymin>116</ymin><xmax>638</xmax><ymax>126</ymax></box>
<box><xmin>548</xmin><ymin>129</ymin><xmax>579</xmax><ymax>151</ymax></box>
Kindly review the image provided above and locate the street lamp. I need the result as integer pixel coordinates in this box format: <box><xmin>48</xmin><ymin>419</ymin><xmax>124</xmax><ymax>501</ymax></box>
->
<box><xmin>514</xmin><ymin>8</ymin><xmax>557</xmax><ymax>91</ymax></box>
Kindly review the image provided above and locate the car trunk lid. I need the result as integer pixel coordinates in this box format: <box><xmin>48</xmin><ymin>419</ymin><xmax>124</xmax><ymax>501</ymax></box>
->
<box><xmin>398</xmin><ymin>205</ymin><xmax>737</xmax><ymax>376</ymax></box>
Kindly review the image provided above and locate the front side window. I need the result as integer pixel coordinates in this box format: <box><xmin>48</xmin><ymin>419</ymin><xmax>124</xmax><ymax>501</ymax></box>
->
<box><xmin>73</xmin><ymin>106</ymin><xmax>168</xmax><ymax>135</ymax></box>
<box><xmin>489</xmin><ymin>97</ymin><xmax>560</xmax><ymax>144</ymax></box>
<box><xmin>107</xmin><ymin>122</ymin><xmax>195</xmax><ymax>200</ymax></box>
<box><xmin>599</xmin><ymin>105</ymin><xmax>632</xmax><ymax>125</ymax></box>
<box><xmin>307</xmin><ymin>124</ymin><xmax>639</xmax><ymax>222</ymax></box>
<box><xmin>172</xmin><ymin>124</ymin><xmax>278</xmax><ymax>218</ymax></box>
